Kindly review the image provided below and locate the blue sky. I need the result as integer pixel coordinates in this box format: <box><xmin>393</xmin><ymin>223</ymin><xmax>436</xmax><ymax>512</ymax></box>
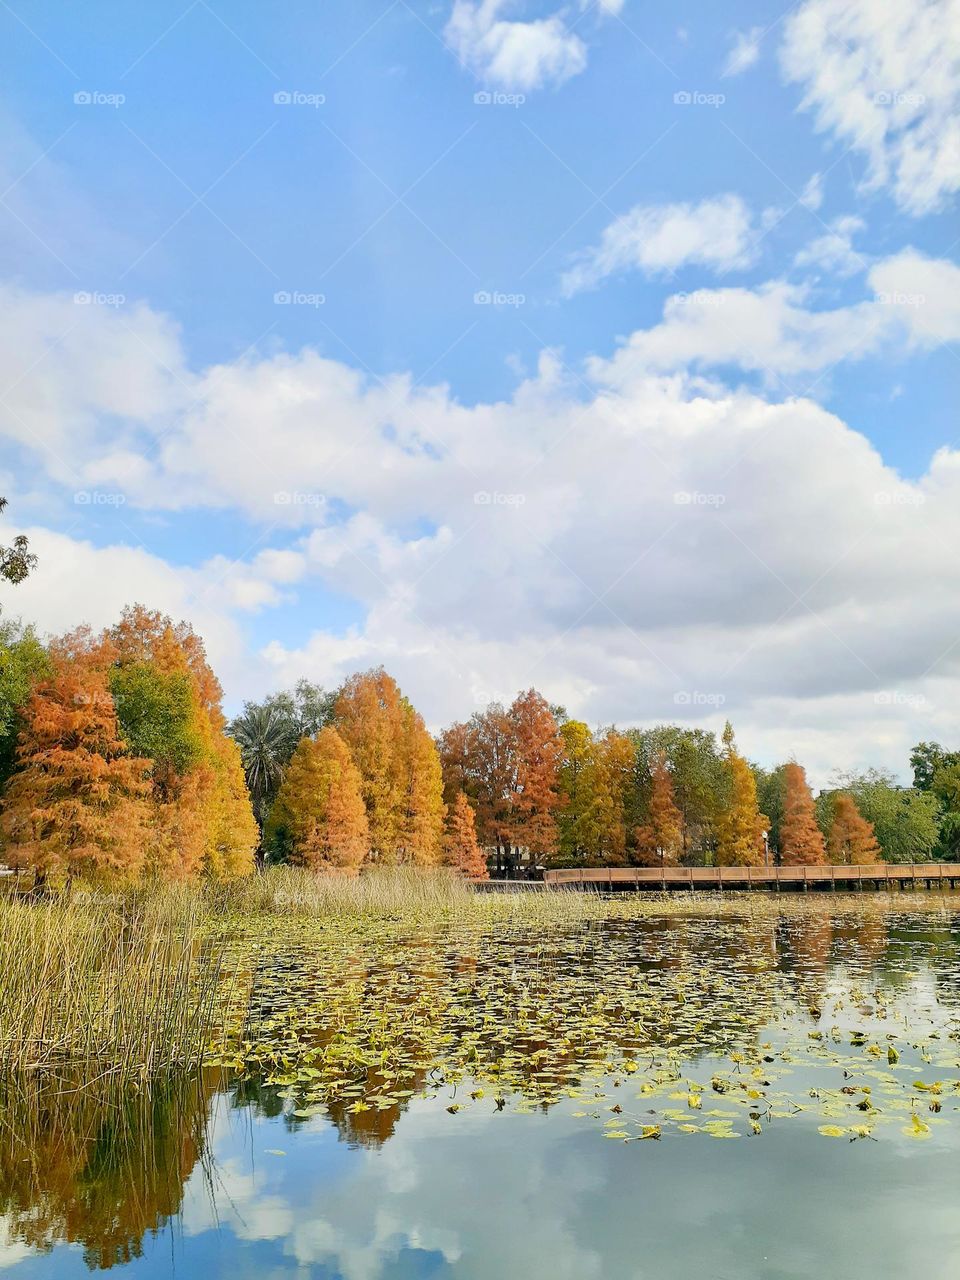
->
<box><xmin>1</xmin><ymin>0</ymin><xmax>958</xmax><ymax>779</ymax></box>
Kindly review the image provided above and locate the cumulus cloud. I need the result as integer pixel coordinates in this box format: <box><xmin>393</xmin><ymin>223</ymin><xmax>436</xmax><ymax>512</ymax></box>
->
<box><xmin>445</xmin><ymin>0</ymin><xmax>587</xmax><ymax>91</ymax></box>
<box><xmin>780</xmin><ymin>0</ymin><xmax>960</xmax><ymax>214</ymax></box>
<box><xmin>561</xmin><ymin>195</ymin><xmax>758</xmax><ymax>295</ymax></box>
<box><xmin>793</xmin><ymin>215</ymin><xmax>866</xmax><ymax>277</ymax></box>
<box><xmin>722</xmin><ymin>26</ymin><xmax>764</xmax><ymax>77</ymax></box>
<box><xmin>2</xmin><ymin>259</ymin><xmax>959</xmax><ymax>778</ymax></box>
<box><xmin>591</xmin><ymin>249</ymin><xmax>960</xmax><ymax>384</ymax></box>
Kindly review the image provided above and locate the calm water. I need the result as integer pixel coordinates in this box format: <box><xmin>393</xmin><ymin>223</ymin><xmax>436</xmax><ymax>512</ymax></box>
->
<box><xmin>2</xmin><ymin>898</ymin><xmax>959</xmax><ymax>1279</ymax></box>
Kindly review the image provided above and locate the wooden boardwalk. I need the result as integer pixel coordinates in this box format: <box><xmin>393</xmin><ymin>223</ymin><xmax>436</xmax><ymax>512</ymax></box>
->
<box><xmin>543</xmin><ymin>863</ymin><xmax>960</xmax><ymax>891</ymax></box>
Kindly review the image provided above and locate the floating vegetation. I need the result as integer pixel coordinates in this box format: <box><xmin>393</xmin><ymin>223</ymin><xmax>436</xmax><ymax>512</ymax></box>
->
<box><xmin>202</xmin><ymin>881</ymin><xmax>960</xmax><ymax>1146</ymax></box>
<box><xmin>1</xmin><ymin>873</ymin><xmax>957</xmax><ymax>1146</ymax></box>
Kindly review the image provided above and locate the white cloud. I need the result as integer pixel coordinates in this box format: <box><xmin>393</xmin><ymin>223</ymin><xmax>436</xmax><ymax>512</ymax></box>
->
<box><xmin>793</xmin><ymin>214</ymin><xmax>867</xmax><ymax>276</ymax></box>
<box><xmin>591</xmin><ymin>249</ymin><xmax>960</xmax><ymax>384</ymax></box>
<box><xmin>2</xmin><ymin>259</ymin><xmax>959</xmax><ymax>779</ymax></box>
<box><xmin>722</xmin><ymin>26</ymin><xmax>764</xmax><ymax>77</ymax></box>
<box><xmin>445</xmin><ymin>0</ymin><xmax>587</xmax><ymax>91</ymax></box>
<box><xmin>780</xmin><ymin>0</ymin><xmax>960</xmax><ymax>214</ymax></box>
<box><xmin>799</xmin><ymin>172</ymin><xmax>824</xmax><ymax>210</ymax></box>
<box><xmin>561</xmin><ymin>194</ymin><xmax>758</xmax><ymax>295</ymax></box>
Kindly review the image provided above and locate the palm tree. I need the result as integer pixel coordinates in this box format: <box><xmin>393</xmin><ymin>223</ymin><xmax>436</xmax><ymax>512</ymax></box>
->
<box><xmin>228</xmin><ymin>705</ymin><xmax>299</xmax><ymax>830</ymax></box>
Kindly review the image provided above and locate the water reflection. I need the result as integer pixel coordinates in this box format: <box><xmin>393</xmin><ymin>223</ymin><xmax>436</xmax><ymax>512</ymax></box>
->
<box><xmin>0</xmin><ymin>898</ymin><xmax>957</xmax><ymax>1276</ymax></box>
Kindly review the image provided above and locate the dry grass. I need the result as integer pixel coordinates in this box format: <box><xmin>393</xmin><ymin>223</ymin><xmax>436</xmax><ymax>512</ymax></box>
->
<box><xmin>0</xmin><ymin>890</ymin><xmax>223</xmax><ymax>1076</ymax></box>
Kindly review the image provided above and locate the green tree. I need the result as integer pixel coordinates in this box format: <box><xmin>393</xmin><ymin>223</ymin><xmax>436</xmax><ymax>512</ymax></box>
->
<box><xmin>911</xmin><ymin>741</ymin><xmax>960</xmax><ymax>861</ymax></box>
<box><xmin>110</xmin><ymin>663</ymin><xmax>204</xmax><ymax>789</ymax></box>
<box><xmin>0</xmin><ymin>620</ymin><xmax>50</xmax><ymax>788</ymax></box>
<box><xmin>829</xmin><ymin>769</ymin><xmax>940</xmax><ymax>863</ymax></box>
<box><xmin>0</xmin><ymin>499</ymin><xmax>37</xmax><ymax>586</ymax></box>
<box><xmin>630</xmin><ymin>726</ymin><xmax>725</xmax><ymax>863</ymax></box>
<box><xmin>228</xmin><ymin>703</ymin><xmax>299</xmax><ymax>828</ymax></box>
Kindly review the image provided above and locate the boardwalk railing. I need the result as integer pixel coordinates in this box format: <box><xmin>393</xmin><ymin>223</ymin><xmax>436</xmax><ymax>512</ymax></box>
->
<box><xmin>543</xmin><ymin>863</ymin><xmax>960</xmax><ymax>891</ymax></box>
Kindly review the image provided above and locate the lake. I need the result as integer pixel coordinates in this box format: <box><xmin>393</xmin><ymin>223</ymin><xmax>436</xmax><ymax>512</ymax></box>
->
<box><xmin>2</xmin><ymin>893</ymin><xmax>959</xmax><ymax>1278</ymax></box>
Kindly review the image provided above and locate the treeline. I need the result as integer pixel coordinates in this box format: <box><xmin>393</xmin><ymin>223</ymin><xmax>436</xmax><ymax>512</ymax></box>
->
<box><xmin>1</xmin><ymin>606</ymin><xmax>957</xmax><ymax>881</ymax></box>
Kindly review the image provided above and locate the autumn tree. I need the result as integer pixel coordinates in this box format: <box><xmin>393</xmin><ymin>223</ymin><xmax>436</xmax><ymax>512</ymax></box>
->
<box><xmin>443</xmin><ymin>791</ymin><xmax>487</xmax><ymax>878</ymax></box>
<box><xmin>0</xmin><ymin>631</ymin><xmax>150</xmax><ymax>880</ymax></box>
<box><xmin>332</xmin><ymin>668</ymin><xmax>443</xmax><ymax>865</ymax></box>
<box><xmin>557</xmin><ymin>719</ymin><xmax>596</xmax><ymax>860</ymax></box>
<box><xmin>439</xmin><ymin>703</ymin><xmax>515</xmax><ymax>869</ymax></box>
<box><xmin>826</xmin><ymin>792</ymin><xmax>881</xmax><ymax>864</ymax></box>
<box><xmin>108</xmin><ymin>606</ymin><xmax>257</xmax><ymax>879</ymax></box>
<box><xmin>779</xmin><ymin>762</ymin><xmax>826</xmax><ymax>865</ymax></box>
<box><xmin>714</xmin><ymin>723</ymin><xmax>767</xmax><ymax>866</ymax></box>
<box><xmin>630</xmin><ymin>726</ymin><xmax>725</xmax><ymax>862</ymax></box>
<box><xmin>634</xmin><ymin>752</ymin><xmax>684</xmax><ymax>867</ymax></box>
<box><xmin>266</xmin><ymin>728</ymin><xmax>369</xmax><ymax>871</ymax></box>
<box><xmin>507</xmin><ymin>689</ymin><xmax>561</xmax><ymax>862</ymax></box>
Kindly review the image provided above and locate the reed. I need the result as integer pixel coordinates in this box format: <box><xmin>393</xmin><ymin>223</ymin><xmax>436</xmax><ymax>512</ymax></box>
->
<box><xmin>0</xmin><ymin>891</ymin><xmax>223</xmax><ymax>1077</ymax></box>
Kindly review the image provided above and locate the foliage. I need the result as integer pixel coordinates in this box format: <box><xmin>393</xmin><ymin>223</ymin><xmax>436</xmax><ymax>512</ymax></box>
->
<box><xmin>779</xmin><ymin>762</ymin><xmax>826</xmax><ymax>866</ymax></box>
<box><xmin>827</xmin><ymin>769</ymin><xmax>940</xmax><ymax>863</ymax></box>
<box><xmin>443</xmin><ymin>791</ymin><xmax>488</xmax><ymax>878</ymax></box>
<box><xmin>507</xmin><ymin>689</ymin><xmax>562</xmax><ymax>857</ymax></box>
<box><xmin>714</xmin><ymin>724</ymin><xmax>767</xmax><ymax>866</ymax></box>
<box><xmin>266</xmin><ymin>728</ymin><xmax>369</xmax><ymax>871</ymax></box>
<box><xmin>0</xmin><ymin>631</ymin><xmax>151</xmax><ymax>880</ymax></box>
<box><xmin>228</xmin><ymin>702</ymin><xmax>299</xmax><ymax>827</ymax></box>
<box><xmin>825</xmin><ymin>792</ymin><xmax>881</xmax><ymax>864</ymax></box>
<box><xmin>109</xmin><ymin>606</ymin><xmax>258</xmax><ymax>880</ymax></box>
<box><xmin>0</xmin><ymin>618</ymin><xmax>50</xmax><ymax>788</ymax></box>
<box><xmin>110</xmin><ymin>662</ymin><xmax>204</xmax><ymax>784</ymax></box>
<box><xmin>911</xmin><ymin>741</ymin><xmax>960</xmax><ymax>861</ymax></box>
<box><xmin>0</xmin><ymin>498</ymin><xmax>37</xmax><ymax>586</ymax></box>
<box><xmin>332</xmin><ymin>668</ymin><xmax>443</xmax><ymax>865</ymax></box>
<box><xmin>634</xmin><ymin>752</ymin><xmax>684</xmax><ymax>867</ymax></box>
<box><xmin>630</xmin><ymin>726</ymin><xmax>725</xmax><ymax>861</ymax></box>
